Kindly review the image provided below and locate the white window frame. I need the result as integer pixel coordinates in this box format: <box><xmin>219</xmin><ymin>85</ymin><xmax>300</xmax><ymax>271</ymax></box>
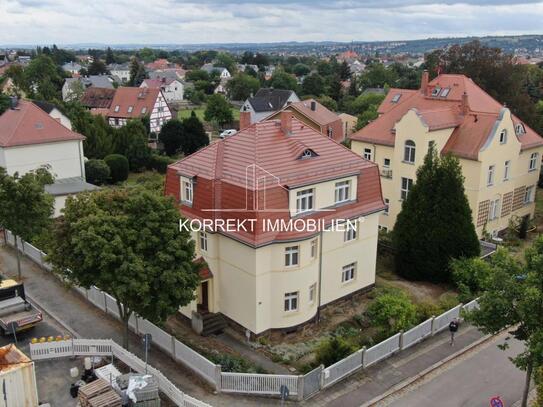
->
<box><xmin>127</xmin><ymin>105</ymin><xmax>134</xmax><ymax>113</ymax></box>
<box><xmin>341</xmin><ymin>262</ymin><xmax>356</xmax><ymax>283</ymax></box>
<box><xmin>285</xmin><ymin>246</ymin><xmax>299</xmax><ymax>267</ymax></box>
<box><xmin>284</xmin><ymin>292</ymin><xmax>299</xmax><ymax>312</ymax></box>
<box><xmin>383</xmin><ymin>158</ymin><xmax>391</xmax><ymax>168</ymax></box>
<box><xmin>199</xmin><ymin>231</ymin><xmax>208</xmax><ymax>252</ymax></box>
<box><xmin>401</xmin><ymin>177</ymin><xmax>413</xmax><ymax>200</ymax></box>
<box><xmin>487</xmin><ymin>165</ymin><xmax>495</xmax><ymax>186</ymax></box>
<box><xmin>310</xmin><ymin>239</ymin><xmax>317</xmax><ymax>258</ymax></box>
<box><xmin>335</xmin><ymin>180</ymin><xmax>351</xmax><ymax>204</ymax></box>
<box><xmin>499</xmin><ymin>129</ymin><xmax>507</xmax><ymax>144</ymax></box>
<box><xmin>529</xmin><ymin>153</ymin><xmax>539</xmax><ymax>171</ymax></box>
<box><xmin>114</xmin><ymin>105</ymin><xmax>120</xmax><ymax>112</ymax></box>
<box><xmin>404</xmin><ymin>140</ymin><xmax>416</xmax><ymax>163</ymax></box>
<box><xmin>488</xmin><ymin>198</ymin><xmax>500</xmax><ymax>221</ymax></box>
<box><xmin>309</xmin><ymin>284</ymin><xmax>316</xmax><ymax>304</ymax></box>
<box><xmin>504</xmin><ymin>160</ymin><xmax>511</xmax><ymax>181</ymax></box>
<box><xmin>363</xmin><ymin>148</ymin><xmax>372</xmax><ymax>161</ymax></box>
<box><xmin>525</xmin><ymin>186</ymin><xmax>535</xmax><ymax>204</ymax></box>
<box><xmin>296</xmin><ymin>188</ymin><xmax>314</xmax><ymax>214</ymax></box>
<box><xmin>344</xmin><ymin>223</ymin><xmax>357</xmax><ymax>242</ymax></box>
<box><xmin>182</xmin><ymin>179</ymin><xmax>193</xmax><ymax>204</ymax></box>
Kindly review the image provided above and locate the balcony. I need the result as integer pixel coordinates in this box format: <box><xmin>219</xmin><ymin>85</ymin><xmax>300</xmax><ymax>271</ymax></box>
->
<box><xmin>381</xmin><ymin>168</ymin><xmax>393</xmax><ymax>179</ymax></box>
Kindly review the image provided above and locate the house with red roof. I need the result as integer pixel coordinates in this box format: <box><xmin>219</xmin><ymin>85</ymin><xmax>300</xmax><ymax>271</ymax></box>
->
<box><xmin>165</xmin><ymin>111</ymin><xmax>385</xmax><ymax>336</ymax></box>
<box><xmin>0</xmin><ymin>99</ymin><xmax>98</xmax><ymax>216</ymax></box>
<box><xmin>106</xmin><ymin>87</ymin><xmax>172</xmax><ymax>134</ymax></box>
<box><xmin>140</xmin><ymin>78</ymin><xmax>184</xmax><ymax>103</ymax></box>
<box><xmin>350</xmin><ymin>71</ymin><xmax>543</xmax><ymax>237</ymax></box>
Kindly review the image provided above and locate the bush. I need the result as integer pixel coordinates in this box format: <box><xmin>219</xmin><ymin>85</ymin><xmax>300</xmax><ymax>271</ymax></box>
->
<box><xmin>147</xmin><ymin>154</ymin><xmax>174</xmax><ymax>174</ymax></box>
<box><xmin>131</xmin><ymin>172</ymin><xmax>165</xmax><ymax>193</ymax></box>
<box><xmin>366</xmin><ymin>289</ymin><xmax>418</xmax><ymax>335</ymax></box>
<box><xmin>415</xmin><ymin>301</ymin><xmax>440</xmax><ymax>321</ymax></box>
<box><xmin>85</xmin><ymin>159</ymin><xmax>110</xmax><ymax>185</ymax></box>
<box><xmin>519</xmin><ymin>215</ymin><xmax>529</xmax><ymax>239</ymax></box>
<box><xmin>451</xmin><ymin>257</ymin><xmax>493</xmax><ymax>303</ymax></box>
<box><xmin>315</xmin><ymin>337</ymin><xmax>355</xmax><ymax>367</ymax></box>
<box><xmin>104</xmin><ymin>154</ymin><xmax>129</xmax><ymax>183</ymax></box>
<box><xmin>536</xmin><ymin>365</ymin><xmax>543</xmax><ymax>407</ymax></box>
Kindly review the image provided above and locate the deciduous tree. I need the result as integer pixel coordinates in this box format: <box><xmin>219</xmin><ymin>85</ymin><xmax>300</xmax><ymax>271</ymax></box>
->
<box><xmin>158</xmin><ymin>119</ymin><xmax>184</xmax><ymax>156</ymax></box>
<box><xmin>204</xmin><ymin>94</ymin><xmax>233</xmax><ymax>126</ymax></box>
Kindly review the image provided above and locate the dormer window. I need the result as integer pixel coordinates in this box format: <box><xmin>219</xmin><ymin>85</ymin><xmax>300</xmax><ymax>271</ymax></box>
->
<box><xmin>141</xmin><ymin>107</ymin><xmax>147</xmax><ymax>114</ymax></box>
<box><xmin>299</xmin><ymin>149</ymin><xmax>318</xmax><ymax>159</ymax></box>
<box><xmin>127</xmin><ymin>106</ymin><xmax>133</xmax><ymax>113</ymax></box>
<box><xmin>431</xmin><ymin>87</ymin><xmax>441</xmax><ymax>97</ymax></box>
<box><xmin>114</xmin><ymin>105</ymin><xmax>120</xmax><ymax>112</ymax></box>
<box><xmin>516</xmin><ymin>123</ymin><xmax>525</xmax><ymax>135</ymax></box>
<box><xmin>439</xmin><ymin>88</ymin><xmax>450</xmax><ymax>98</ymax></box>
<box><xmin>391</xmin><ymin>94</ymin><xmax>401</xmax><ymax>103</ymax></box>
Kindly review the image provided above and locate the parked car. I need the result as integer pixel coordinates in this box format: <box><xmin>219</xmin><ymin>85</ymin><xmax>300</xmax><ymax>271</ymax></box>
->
<box><xmin>219</xmin><ymin>129</ymin><xmax>237</xmax><ymax>139</ymax></box>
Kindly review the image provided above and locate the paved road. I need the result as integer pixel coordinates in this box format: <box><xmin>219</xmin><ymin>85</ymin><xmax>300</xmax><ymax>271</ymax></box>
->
<box><xmin>385</xmin><ymin>331</ymin><xmax>526</xmax><ymax>407</ymax></box>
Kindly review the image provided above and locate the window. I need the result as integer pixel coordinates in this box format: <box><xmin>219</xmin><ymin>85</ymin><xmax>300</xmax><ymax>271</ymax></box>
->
<box><xmin>327</xmin><ymin>127</ymin><xmax>333</xmax><ymax>138</ymax></box>
<box><xmin>404</xmin><ymin>140</ymin><xmax>416</xmax><ymax>163</ymax></box>
<box><xmin>487</xmin><ymin>165</ymin><xmax>495</xmax><ymax>186</ymax></box>
<box><xmin>309</xmin><ymin>284</ymin><xmax>316</xmax><ymax>303</ymax></box>
<box><xmin>488</xmin><ymin>198</ymin><xmax>500</xmax><ymax>220</ymax></box>
<box><xmin>529</xmin><ymin>153</ymin><xmax>539</xmax><ymax>171</ymax></box>
<box><xmin>504</xmin><ymin>160</ymin><xmax>511</xmax><ymax>181</ymax></box>
<box><xmin>391</xmin><ymin>93</ymin><xmax>401</xmax><ymax>103</ymax></box>
<box><xmin>296</xmin><ymin>189</ymin><xmax>314</xmax><ymax>214</ymax></box>
<box><xmin>516</xmin><ymin>123</ymin><xmax>525</xmax><ymax>135</ymax></box>
<box><xmin>299</xmin><ymin>149</ymin><xmax>317</xmax><ymax>159</ymax></box>
<box><xmin>401</xmin><ymin>177</ymin><xmax>413</xmax><ymax>200</ymax></box>
<box><xmin>284</xmin><ymin>292</ymin><xmax>298</xmax><ymax>311</ymax></box>
<box><xmin>439</xmin><ymin>88</ymin><xmax>450</xmax><ymax>98</ymax></box>
<box><xmin>363</xmin><ymin>148</ymin><xmax>372</xmax><ymax>161</ymax></box>
<box><xmin>342</xmin><ymin>263</ymin><xmax>356</xmax><ymax>283</ymax></box>
<box><xmin>499</xmin><ymin>129</ymin><xmax>507</xmax><ymax>144</ymax></box>
<box><xmin>525</xmin><ymin>186</ymin><xmax>535</xmax><ymax>204</ymax></box>
<box><xmin>285</xmin><ymin>246</ymin><xmax>299</xmax><ymax>267</ymax></box>
<box><xmin>199</xmin><ymin>231</ymin><xmax>208</xmax><ymax>251</ymax></box>
<box><xmin>344</xmin><ymin>223</ymin><xmax>357</xmax><ymax>242</ymax></box>
<box><xmin>384</xmin><ymin>198</ymin><xmax>390</xmax><ymax>215</ymax></box>
<box><xmin>431</xmin><ymin>86</ymin><xmax>441</xmax><ymax>97</ymax></box>
<box><xmin>141</xmin><ymin>107</ymin><xmax>147</xmax><ymax>114</ymax></box>
<box><xmin>114</xmin><ymin>118</ymin><xmax>119</xmax><ymax>126</ymax></box>
<box><xmin>182</xmin><ymin>179</ymin><xmax>193</xmax><ymax>203</ymax></box>
<box><xmin>335</xmin><ymin>181</ymin><xmax>351</xmax><ymax>204</ymax></box>
<box><xmin>127</xmin><ymin>105</ymin><xmax>133</xmax><ymax>113</ymax></box>
<box><xmin>383</xmin><ymin>158</ymin><xmax>391</xmax><ymax>168</ymax></box>
<box><xmin>114</xmin><ymin>105</ymin><xmax>120</xmax><ymax>112</ymax></box>
<box><xmin>158</xmin><ymin>106</ymin><xmax>164</xmax><ymax>112</ymax></box>
<box><xmin>310</xmin><ymin>239</ymin><xmax>317</xmax><ymax>258</ymax></box>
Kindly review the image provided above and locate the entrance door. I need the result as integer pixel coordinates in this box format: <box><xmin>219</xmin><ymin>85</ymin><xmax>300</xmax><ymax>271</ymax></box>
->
<box><xmin>200</xmin><ymin>281</ymin><xmax>209</xmax><ymax>312</ymax></box>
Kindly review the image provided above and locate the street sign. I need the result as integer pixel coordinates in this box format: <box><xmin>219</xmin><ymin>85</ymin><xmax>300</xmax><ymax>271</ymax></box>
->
<box><xmin>280</xmin><ymin>384</ymin><xmax>289</xmax><ymax>400</ymax></box>
<box><xmin>490</xmin><ymin>396</ymin><xmax>504</xmax><ymax>407</ymax></box>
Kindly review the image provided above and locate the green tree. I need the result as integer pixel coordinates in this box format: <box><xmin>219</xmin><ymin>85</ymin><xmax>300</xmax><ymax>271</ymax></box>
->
<box><xmin>327</xmin><ymin>76</ymin><xmax>343</xmax><ymax>101</ymax></box>
<box><xmin>293</xmin><ymin>63</ymin><xmax>311</xmax><ymax>77</ymax></box>
<box><xmin>366</xmin><ymin>289</ymin><xmax>418</xmax><ymax>335</ymax></box>
<box><xmin>0</xmin><ymin>168</ymin><xmax>54</xmax><ymax>279</ymax></box>
<box><xmin>0</xmin><ymin>93</ymin><xmax>11</xmax><ymax>115</ymax></box>
<box><xmin>158</xmin><ymin>119</ymin><xmax>184</xmax><ymax>156</ymax></box>
<box><xmin>85</xmin><ymin>159</ymin><xmax>110</xmax><ymax>186</ymax></box>
<box><xmin>128</xmin><ymin>58</ymin><xmax>147</xmax><ymax>87</ymax></box>
<box><xmin>70</xmin><ymin>109</ymin><xmax>113</xmax><ymax>159</ymax></box>
<box><xmin>348</xmin><ymin>92</ymin><xmax>385</xmax><ymax>116</ymax></box>
<box><xmin>204</xmin><ymin>94</ymin><xmax>233</xmax><ymax>126</ymax></box>
<box><xmin>451</xmin><ymin>257</ymin><xmax>493</xmax><ymax>303</ymax></box>
<box><xmin>338</xmin><ymin>61</ymin><xmax>351</xmax><ymax>80</ymax></box>
<box><xmin>463</xmin><ymin>243</ymin><xmax>543</xmax><ymax>407</ymax></box>
<box><xmin>302</xmin><ymin>73</ymin><xmax>325</xmax><ymax>96</ymax></box>
<box><xmin>393</xmin><ymin>146</ymin><xmax>480</xmax><ymax>282</ymax></box>
<box><xmin>87</xmin><ymin>59</ymin><xmax>108</xmax><ymax>76</ymax></box>
<box><xmin>355</xmin><ymin>105</ymin><xmax>379</xmax><ymax>130</ymax></box>
<box><xmin>359</xmin><ymin>63</ymin><xmax>398</xmax><ymax>89</ymax></box>
<box><xmin>269</xmin><ymin>70</ymin><xmax>298</xmax><ymax>92</ymax></box>
<box><xmin>114</xmin><ymin>120</ymin><xmax>151</xmax><ymax>171</ymax></box>
<box><xmin>105</xmin><ymin>47</ymin><xmax>115</xmax><ymax>65</ymax></box>
<box><xmin>316</xmin><ymin>95</ymin><xmax>337</xmax><ymax>112</ymax></box>
<box><xmin>23</xmin><ymin>55</ymin><xmax>65</xmax><ymax>100</ymax></box>
<box><xmin>104</xmin><ymin>154</ymin><xmax>129</xmax><ymax>183</ymax></box>
<box><xmin>226</xmin><ymin>74</ymin><xmax>260</xmax><ymax>101</ymax></box>
<box><xmin>46</xmin><ymin>187</ymin><xmax>201</xmax><ymax>348</ymax></box>
<box><xmin>181</xmin><ymin>112</ymin><xmax>209</xmax><ymax>155</ymax></box>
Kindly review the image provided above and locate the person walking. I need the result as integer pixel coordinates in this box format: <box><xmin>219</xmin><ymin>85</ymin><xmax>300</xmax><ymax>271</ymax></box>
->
<box><xmin>449</xmin><ymin>318</ymin><xmax>459</xmax><ymax>346</ymax></box>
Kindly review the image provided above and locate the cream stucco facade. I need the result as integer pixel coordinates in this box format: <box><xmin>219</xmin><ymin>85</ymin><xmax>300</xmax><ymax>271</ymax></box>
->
<box><xmin>351</xmin><ymin>108</ymin><xmax>542</xmax><ymax>237</ymax></box>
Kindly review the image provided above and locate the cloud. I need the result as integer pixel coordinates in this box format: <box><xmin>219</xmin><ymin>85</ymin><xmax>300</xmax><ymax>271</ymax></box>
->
<box><xmin>0</xmin><ymin>0</ymin><xmax>542</xmax><ymax>45</ymax></box>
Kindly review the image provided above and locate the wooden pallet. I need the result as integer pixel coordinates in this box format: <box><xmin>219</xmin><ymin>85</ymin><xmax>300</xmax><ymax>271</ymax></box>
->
<box><xmin>88</xmin><ymin>389</ymin><xmax>122</xmax><ymax>407</ymax></box>
<box><xmin>78</xmin><ymin>379</ymin><xmax>110</xmax><ymax>407</ymax></box>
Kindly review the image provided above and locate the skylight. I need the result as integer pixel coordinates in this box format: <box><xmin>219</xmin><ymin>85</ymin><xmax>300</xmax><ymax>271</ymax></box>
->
<box><xmin>431</xmin><ymin>86</ymin><xmax>441</xmax><ymax>97</ymax></box>
<box><xmin>299</xmin><ymin>149</ymin><xmax>318</xmax><ymax>159</ymax></box>
<box><xmin>391</xmin><ymin>94</ymin><xmax>401</xmax><ymax>103</ymax></box>
<box><xmin>439</xmin><ymin>88</ymin><xmax>451</xmax><ymax>98</ymax></box>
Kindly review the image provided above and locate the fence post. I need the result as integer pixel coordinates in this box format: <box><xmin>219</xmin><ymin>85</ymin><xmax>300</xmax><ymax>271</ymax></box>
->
<box><xmin>296</xmin><ymin>374</ymin><xmax>304</xmax><ymax>401</ymax></box>
<box><xmin>171</xmin><ymin>335</ymin><xmax>176</xmax><ymax>357</ymax></box>
<box><xmin>399</xmin><ymin>330</ymin><xmax>404</xmax><ymax>350</ymax></box>
<box><xmin>430</xmin><ymin>315</ymin><xmax>437</xmax><ymax>336</ymax></box>
<box><xmin>214</xmin><ymin>364</ymin><xmax>222</xmax><ymax>392</ymax></box>
<box><xmin>103</xmin><ymin>292</ymin><xmax>108</xmax><ymax>314</ymax></box>
<box><xmin>135</xmin><ymin>316</ymin><xmax>139</xmax><ymax>335</ymax></box>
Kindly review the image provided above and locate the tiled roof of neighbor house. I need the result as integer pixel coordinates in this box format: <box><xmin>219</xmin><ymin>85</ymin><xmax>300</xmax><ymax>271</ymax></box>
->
<box><xmin>288</xmin><ymin>99</ymin><xmax>341</xmax><ymax>127</ymax></box>
<box><xmin>167</xmin><ymin>116</ymin><xmax>384</xmax><ymax>246</ymax></box>
<box><xmin>148</xmin><ymin>68</ymin><xmax>186</xmax><ymax>81</ymax></box>
<box><xmin>81</xmin><ymin>87</ymin><xmax>116</xmax><ymax>109</ymax></box>
<box><xmin>0</xmin><ymin>101</ymin><xmax>84</xmax><ymax>148</ymax></box>
<box><xmin>142</xmin><ymin>78</ymin><xmax>176</xmax><ymax>88</ymax></box>
<box><xmin>107</xmin><ymin>87</ymin><xmax>161</xmax><ymax>119</ymax></box>
<box><xmin>65</xmin><ymin>75</ymin><xmax>115</xmax><ymax>90</ymax></box>
<box><xmin>350</xmin><ymin>74</ymin><xmax>543</xmax><ymax>159</ymax></box>
<box><xmin>248</xmin><ymin>88</ymin><xmax>296</xmax><ymax>112</ymax></box>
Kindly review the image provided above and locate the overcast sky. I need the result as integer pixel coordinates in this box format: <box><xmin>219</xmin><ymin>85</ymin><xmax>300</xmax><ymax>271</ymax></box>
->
<box><xmin>1</xmin><ymin>0</ymin><xmax>543</xmax><ymax>45</ymax></box>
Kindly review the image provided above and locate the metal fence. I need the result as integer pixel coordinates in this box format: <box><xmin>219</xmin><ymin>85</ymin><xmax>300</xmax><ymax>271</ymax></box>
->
<box><xmin>433</xmin><ymin>304</ymin><xmax>462</xmax><ymax>334</ymax></box>
<box><xmin>323</xmin><ymin>348</ymin><xmax>363</xmax><ymax>388</ymax></box>
<box><xmin>221</xmin><ymin>372</ymin><xmax>299</xmax><ymax>396</ymax></box>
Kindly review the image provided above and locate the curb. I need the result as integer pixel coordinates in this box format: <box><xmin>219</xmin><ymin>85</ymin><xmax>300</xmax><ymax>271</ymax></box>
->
<box><xmin>360</xmin><ymin>332</ymin><xmax>495</xmax><ymax>407</ymax></box>
<box><xmin>26</xmin><ymin>294</ymin><xmax>81</xmax><ymax>339</ymax></box>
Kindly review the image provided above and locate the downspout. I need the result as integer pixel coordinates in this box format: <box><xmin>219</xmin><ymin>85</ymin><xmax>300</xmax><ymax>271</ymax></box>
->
<box><xmin>78</xmin><ymin>141</ymin><xmax>85</xmax><ymax>179</ymax></box>
<box><xmin>316</xmin><ymin>230</ymin><xmax>324</xmax><ymax>323</ymax></box>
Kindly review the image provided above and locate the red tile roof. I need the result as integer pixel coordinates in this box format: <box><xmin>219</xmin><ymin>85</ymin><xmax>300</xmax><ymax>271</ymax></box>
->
<box><xmin>350</xmin><ymin>74</ymin><xmax>543</xmax><ymax>159</ymax></box>
<box><xmin>289</xmin><ymin>99</ymin><xmax>341</xmax><ymax>128</ymax></box>
<box><xmin>107</xmin><ymin>87</ymin><xmax>161</xmax><ymax>119</ymax></box>
<box><xmin>81</xmin><ymin>87</ymin><xmax>116</xmax><ymax>109</ymax></box>
<box><xmin>0</xmin><ymin>101</ymin><xmax>84</xmax><ymax>148</ymax></box>
<box><xmin>166</xmin><ymin>117</ymin><xmax>385</xmax><ymax>246</ymax></box>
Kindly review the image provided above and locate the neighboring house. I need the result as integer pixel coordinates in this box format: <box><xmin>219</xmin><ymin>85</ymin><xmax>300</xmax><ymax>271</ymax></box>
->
<box><xmin>165</xmin><ymin>111</ymin><xmax>385</xmax><ymax>336</ymax></box>
<box><xmin>348</xmin><ymin>60</ymin><xmax>366</xmax><ymax>76</ymax></box>
<box><xmin>213</xmin><ymin>78</ymin><xmax>229</xmax><ymax>95</ymax></box>
<box><xmin>264</xmin><ymin>99</ymin><xmax>344</xmax><ymax>142</ymax></box>
<box><xmin>107</xmin><ymin>63</ymin><xmax>131</xmax><ymax>83</ymax></box>
<box><xmin>140</xmin><ymin>78</ymin><xmax>184</xmax><ymax>103</ymax></box>
<box><xmin>33</xmin><ymin>100</ymin><xmax>73</xmax><ymax>130</ymax></box>
<box><xmin>241</xmin><ymin>88</ymin><xmax>300</xmax><ymax>123</ymax></box>
<box><xmin>146</xmin><ymin>59</ymin><xmax>179</xmax><ymax>71</ymax></box>
<box><xmin>237</xmin><ymin>63</ymin><xmax>259</xmax><ymax>73</ymax></box>
<box><xmin>201</xmin><ymin>63</ymin><xmax>231</xmax><ymax>79</ymax></box>
<box><xmin>148</xmin><ymin>68</ymin><xmax>187</xmax><ymax>82</ymax></box>
<box><xmin>350</xmin><ymin>72</ymin><xmax>543</xmax><ymax>237</ymax></box>
<box><xmin>339</xmin><ymin>113</ymin><xmax>358</xmax><ymax>139</ymax></box>
<box><xmin>62</xmin><ymin>61</ymin><xmax>83</xmax><ymax>75</ymax></box>
<box><xmin>0</xmin><ymin>100</ymin><xmax>98</xmax><ymax>216</ymax></box>
<box><xmin>107</xmin><ymin>87</ymin><xmax>171</xmax><ymax>134</ymax></box>
<box><xmin>62</xmin><ymin>75</ymin><xmax>115</xmax><ymax>101</ymax></box>
<box><xmin>80</xmin><ymin>87</ymin><xmax>116</xmax><ymax>113</ymax></box>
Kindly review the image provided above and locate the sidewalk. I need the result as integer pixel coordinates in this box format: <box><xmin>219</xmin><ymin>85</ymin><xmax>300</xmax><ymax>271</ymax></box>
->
<box><xmin>0</xmin><ymin>244</ymin><xmax>485</xmax><ymax>406</ymax></box>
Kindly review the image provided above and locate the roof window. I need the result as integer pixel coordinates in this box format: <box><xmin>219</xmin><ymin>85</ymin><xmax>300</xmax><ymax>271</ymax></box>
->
<box><xmin>391</xmin><ymin>94</ymin><xmax>401</xmax><ymax>103</ymax></box>
<box><xmin>516</xmin><ymin>123</ymin><xmax>526</xmax><ymax>135</ymax></box>
<box><xmin>299</xmin><ymin>149</ymin><xmax>318</xmax><ymax>159</ymax></box>
<box><xmin>127</xmin><ymin>106</ymin><xmax>133</xmax><ymax>113</ymax></box>
<box><xmin>439</xmin><ymin>88</ymin><xmax>450</xmax><ymax>98</ymax></box>
<box><xmin>431</xmin><ymin>86</ymin><xmax>441</xmax><ymax>97</ymax></box>
<box><xmin>114</xmin><ymin>105</ymin><xmax>120</xmax><ymax>112</ymax></box>
<box><xmin>141</xmin><ymin>107</ymin><xmax>147</xmax><ymax>114</ymax></box>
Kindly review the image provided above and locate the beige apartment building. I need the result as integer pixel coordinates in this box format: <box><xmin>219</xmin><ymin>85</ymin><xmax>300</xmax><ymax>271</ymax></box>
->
<box><xmin>350</xmin><ymin>72</ymin><xmax>543</xmax><ymax>238</ymax></box>
<box><xmin>165</xmin><ymin>112</ymin><xmax>385</xmax><ymax>336</ymax></box>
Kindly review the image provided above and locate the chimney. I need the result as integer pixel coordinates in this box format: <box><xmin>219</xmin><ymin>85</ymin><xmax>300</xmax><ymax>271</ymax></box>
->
<box><xmin>310</xmin><ymin>100</ymin><xmax>317</xmax><ymax>111</ymax></box>
<box><xmin>9</xmin><ymin>96</ymin><xmax>18</xmax><ymax>109</ymax></box>
<box><xmin>239</xmin><ymin>111</ymin><xmax>251</xmax><ymax>130</ymax></box>
<box><xmin>280</xmin><ymin>110</ymin><xmax>293</xmax><ymax>136</ymax></box>
<box><xmin>420</xmin><ymin>70</ymin><xmax>429</xmax><ymax>95</ymax></box>
<box><xmin>461</xmin><ymin>92</ymin><xmax>469</xmax><ymax>115</ymax></box>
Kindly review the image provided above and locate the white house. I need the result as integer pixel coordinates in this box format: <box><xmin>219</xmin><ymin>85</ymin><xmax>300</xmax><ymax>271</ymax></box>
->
<box><xmin>241</xmin><ymin>88</ymin><xmax>300</xmax><ymax>123</ymax></box>
<box><xmin>62</xmin><ymin>61</ymin><xmax>83</xmax><ymax>75</ymax></box>
<box><xmin>0</xmin><ymin>100</ymin><xmax>98</xmax><ymax>216</ymax></box>
<box><xmin>33</xmin><ymin>100</ymin><xmax>73</xmax><ymax>130</ymax></box>
<box><xmin>62</xmin><ymin>76</ymin><xmax>115</xmax><ymax>101</ymax></box>
<box><xmin>201</xmin><ymin>63</ymin><xmax>231</xmax><ymax>79</ymax></box>
<box><xmin>107</xmin><ymin>63</ymin><xmax>131</xmax><ymax>83</ymax></box>
<box><xmin>140</xmin><ymin>78</ymin><xmax>184</xmax><ymax>103</ymax></box>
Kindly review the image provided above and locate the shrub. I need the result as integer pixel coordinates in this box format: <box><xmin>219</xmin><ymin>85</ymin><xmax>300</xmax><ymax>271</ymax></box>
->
<box><xmin>131</xmin><ymin>172</ymin><xmax>164</xmax><ymax>193</ymax></box>
<box><xmin>315</xmin><ymin>337</ymin><xmax>355</xmax><ymax>367</ymax></box>
<box><xmin>451</xmin><ymin>257</ymin><xmax>493</xmax><ymax>303</ymax></box>
<box><xmin>104</xmin><ymin>154</ymin><xmax>129</xmax><ymax>183</ymax></box>
<box><xmin>366</xmin><ymin>290</ymin><xmax>418</xmax><ymax>335</ymax></box>
<box><xmin>85</xmin><ymin>159</ymin><xmax>110</xmax><ymax>185</ymax></box>
<box><xmin>207</xmin><ymin>353</ymin><xmax>264</xmax><ymax>373</ymax></box>
<box><xmin>415</xmin><ymin>301</ymin><xmax>440</xmax><ymax>321</ymax></box>
<box><xmin>519</xmin><ymin>215</ymin><xmax>529</xmax><ymax>239</ymax></box>
<box><xmin>536</xmin><ymin>365</ymin><xmax>543</xmax><ymax>407</ymax></box>
<box><xmin>147</xmin><ymin>154</ymin><xmax>174</xmax><ymax>174</ymax></box>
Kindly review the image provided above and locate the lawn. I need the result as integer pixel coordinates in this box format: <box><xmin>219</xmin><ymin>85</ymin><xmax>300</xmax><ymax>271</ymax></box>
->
<box><xmin>177</xmin><ymin>105</ymin><xmax>240</xmax><ymax>122</ymax></box>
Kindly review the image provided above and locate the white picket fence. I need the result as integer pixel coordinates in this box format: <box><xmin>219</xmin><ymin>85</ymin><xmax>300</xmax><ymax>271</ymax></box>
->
<box><xmin>4</xmin><ymin>229</ymin><xmax>482</xmax><ymax>400</ymax></box>
<box><xmin>29</xmin><ymin>339</ymin><xmax>212</xmax><ymax>407</ymax></box>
